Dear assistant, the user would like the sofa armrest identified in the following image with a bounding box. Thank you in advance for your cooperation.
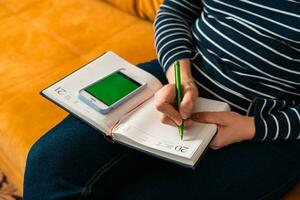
[102,0,163,22]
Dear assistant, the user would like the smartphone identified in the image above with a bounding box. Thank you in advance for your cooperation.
[79,69,147,114]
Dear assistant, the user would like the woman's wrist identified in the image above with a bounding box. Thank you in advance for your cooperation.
[166,59,193,83]
[244,116,256,140]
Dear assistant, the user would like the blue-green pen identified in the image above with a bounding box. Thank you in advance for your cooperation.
[174,60,184,140]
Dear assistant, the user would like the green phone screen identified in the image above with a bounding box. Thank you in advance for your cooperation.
[84,71,141,106]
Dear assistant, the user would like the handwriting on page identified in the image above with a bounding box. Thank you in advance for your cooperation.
[137,132,196,158]
[156,141,190,154]
[119,125,200,159]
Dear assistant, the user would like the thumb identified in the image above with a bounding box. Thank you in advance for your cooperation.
[180,90,197,119]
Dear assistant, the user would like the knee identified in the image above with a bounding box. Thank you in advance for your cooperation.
[24,114,113,178]
[24,116,78,177]
[25,133,50,169]
[25,116,87,172]
[24,131,58,184]
[23,131,58,199]
[26,115,93,163]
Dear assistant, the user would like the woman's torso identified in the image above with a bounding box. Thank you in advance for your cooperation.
[191,0,300,113]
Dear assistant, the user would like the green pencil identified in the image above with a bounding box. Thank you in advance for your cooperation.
[174,60,184,140]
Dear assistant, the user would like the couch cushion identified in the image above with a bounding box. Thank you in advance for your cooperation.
[103,0,163,21]
[0,4,11,19]
[0,0,40,13]
[0,0,156,193]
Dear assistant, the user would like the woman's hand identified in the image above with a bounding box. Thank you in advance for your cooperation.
[191,111,256,149]
[154,59,198,128]
[154,80,198,127]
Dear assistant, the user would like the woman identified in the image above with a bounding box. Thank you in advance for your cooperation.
[24,0,300,199]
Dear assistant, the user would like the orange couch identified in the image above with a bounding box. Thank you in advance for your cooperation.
[0,0,160,194]
[0,0,299,198]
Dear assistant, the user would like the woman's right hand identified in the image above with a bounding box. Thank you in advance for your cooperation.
[154,59,198,128]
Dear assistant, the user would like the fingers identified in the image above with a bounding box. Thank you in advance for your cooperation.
[180,81,198,119]
[156,102,182,125]
[209,125,224,150]
[180,91,197,119]
[155,84,182,125]
[209,143,221,150]
[154,82,198,127]
[160,114,177,127]
[160,114,193,129]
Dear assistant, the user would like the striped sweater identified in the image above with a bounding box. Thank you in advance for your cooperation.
[154,0,300,141]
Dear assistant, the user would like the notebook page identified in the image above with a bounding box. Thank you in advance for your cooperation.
[113,98,230,159]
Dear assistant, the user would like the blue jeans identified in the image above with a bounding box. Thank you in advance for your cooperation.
[24,60,300,200]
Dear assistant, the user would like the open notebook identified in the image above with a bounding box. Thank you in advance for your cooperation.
[41,52,230,168]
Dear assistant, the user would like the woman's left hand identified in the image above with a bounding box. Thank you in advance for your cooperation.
[191,111,256,150]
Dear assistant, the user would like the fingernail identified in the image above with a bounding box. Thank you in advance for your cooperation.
[176,118,182,126]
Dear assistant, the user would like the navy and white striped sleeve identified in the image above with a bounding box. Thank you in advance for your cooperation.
[248,98,300,141]
[154,0,203,73]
